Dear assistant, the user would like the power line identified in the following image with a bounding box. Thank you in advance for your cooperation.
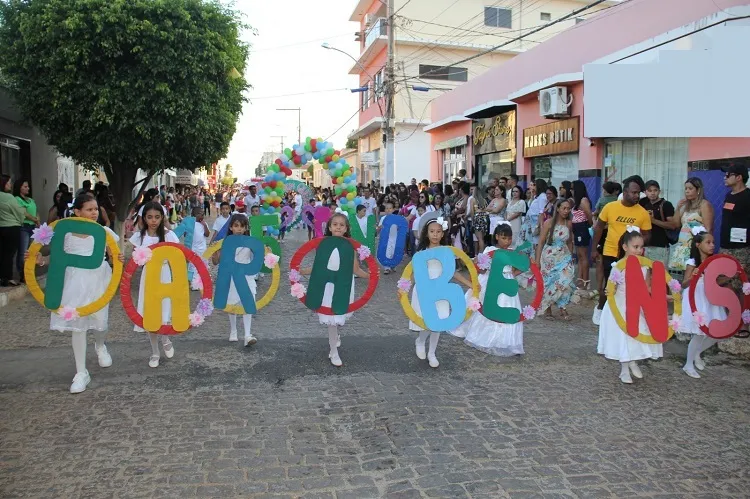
[324,107,361,142]
[393,0,610,86]
[249,88,351,100]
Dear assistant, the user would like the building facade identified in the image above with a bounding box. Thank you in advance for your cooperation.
[426,0,750,235]
[346,0,614,185]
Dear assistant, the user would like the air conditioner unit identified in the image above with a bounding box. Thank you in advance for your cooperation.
[539,86,571,118]
[364,13,374,26]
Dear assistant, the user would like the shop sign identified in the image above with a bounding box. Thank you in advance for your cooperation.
[522,117,579,158]
[360,152,377,164]
[473,111,515,156]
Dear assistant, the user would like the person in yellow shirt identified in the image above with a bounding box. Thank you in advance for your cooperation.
[591,176,652,325]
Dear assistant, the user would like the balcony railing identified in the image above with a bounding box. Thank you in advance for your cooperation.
[364,17,386,50]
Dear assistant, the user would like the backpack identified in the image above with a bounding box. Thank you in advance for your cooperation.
[658,202,680,245]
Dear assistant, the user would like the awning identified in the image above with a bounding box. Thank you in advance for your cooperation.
[464,100,515,119]
[434,136,467,151]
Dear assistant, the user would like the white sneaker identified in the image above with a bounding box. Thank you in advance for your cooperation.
[683,367,701,379]
[70,371,91,394]
[229,331,238,342]
[428,354,440,368]
[329,351,342,367]
[162,340,175,359]
[592,307,602,326]
[628,362,643,379]
[244,334,257,347]
[415,339,427,360]
[149,355,160,368]
[336,335,341,348]
[694,356,706,371]
[619,371,633,384]
[96,344,112,368]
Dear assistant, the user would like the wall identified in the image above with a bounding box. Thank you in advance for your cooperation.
[394,125,431,183]
[427,121,471,181]
[358,47,387,127]
[688,138,750,162]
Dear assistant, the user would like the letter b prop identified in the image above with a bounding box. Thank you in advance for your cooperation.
[213,235,264,314]
[46,219,106,309]
[413,247,466,331]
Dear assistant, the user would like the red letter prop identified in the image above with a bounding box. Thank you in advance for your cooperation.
[626,256,669,343]
[690,254,749,339]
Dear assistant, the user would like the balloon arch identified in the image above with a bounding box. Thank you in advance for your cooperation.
[259,137,362,220]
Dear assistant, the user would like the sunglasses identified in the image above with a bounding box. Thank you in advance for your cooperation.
[725,172,738,178]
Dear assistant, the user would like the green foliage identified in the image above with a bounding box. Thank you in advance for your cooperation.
[346,137,358,150]
[0,0,249,216]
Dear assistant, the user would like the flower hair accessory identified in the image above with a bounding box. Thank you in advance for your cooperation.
[691,225,707,236]
[625,225,641,234]
[334,207,346,215]
[427,217,449,231]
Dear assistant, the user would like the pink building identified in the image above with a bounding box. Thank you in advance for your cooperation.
[426,0,750,216]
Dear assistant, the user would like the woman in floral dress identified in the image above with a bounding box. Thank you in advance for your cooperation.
[668,177,713,272]
[535,198,577,320]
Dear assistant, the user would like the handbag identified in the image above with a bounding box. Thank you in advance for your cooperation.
[659,202,680,245]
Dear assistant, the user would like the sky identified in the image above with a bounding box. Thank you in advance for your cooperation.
[223,0,361,181]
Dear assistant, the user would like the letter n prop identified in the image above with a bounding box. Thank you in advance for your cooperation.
[214,235,264,314]
[143,246,190,332]
[625,256,668,342]
[306,237,354,315]
[45,219,106,309]
[377,214,408,268]
[700,256,743,339]
[483,249,530,323]
[413,247,466,331]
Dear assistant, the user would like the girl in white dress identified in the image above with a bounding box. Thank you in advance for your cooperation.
[129,201,180,368]
[222,214,258,347]
[31,193,124,394]
[597,228,663,384]
[452,223,524,356]
[301,212,371,367]
[410,218,474,368]
[678,227,726,379]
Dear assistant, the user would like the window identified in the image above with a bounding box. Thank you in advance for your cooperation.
[374,70,383,99]
[361,84,370,111]
[484,7,512,28]
[540,12,551,21]
[418,64,468,82]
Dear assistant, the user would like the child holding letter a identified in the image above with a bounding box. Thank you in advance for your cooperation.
[222,214,258,346]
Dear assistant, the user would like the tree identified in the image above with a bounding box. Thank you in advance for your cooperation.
[0,0,249,231]
[346,137,358,150]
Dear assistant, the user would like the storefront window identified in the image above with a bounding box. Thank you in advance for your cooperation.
[477,150,513,186]
[442,146,466,185]
[533,155,579,191]
[0,137,21,179]
[604,138,688,206]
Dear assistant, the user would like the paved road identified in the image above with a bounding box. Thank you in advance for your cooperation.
[1,227,750,498]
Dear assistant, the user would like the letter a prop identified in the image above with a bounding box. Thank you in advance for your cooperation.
[413,247,466,331]
[213,235,264,314]
[305,237,354,315]
[483,250,530,323]
[625,256,668,342]
[143,246,191,332]
[45,219,106,309]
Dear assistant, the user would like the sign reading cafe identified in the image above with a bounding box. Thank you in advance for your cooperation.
[522,117,580,158]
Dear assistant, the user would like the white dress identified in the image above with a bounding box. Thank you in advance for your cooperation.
[50,227,119,333]
[129,230,181,332]
[597,264,664,362]
[451,248,524,356]
[318,248,355,326]
[679,258,727,336]
[409,258,452,332]
[226,247,257,309]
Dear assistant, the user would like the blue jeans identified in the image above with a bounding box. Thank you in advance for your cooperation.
[17,225,33,275]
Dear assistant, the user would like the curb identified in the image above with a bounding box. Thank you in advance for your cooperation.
[0,276,46,308]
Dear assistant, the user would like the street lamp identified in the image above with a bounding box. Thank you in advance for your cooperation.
[276,108,301,148]
[321,42,377,85]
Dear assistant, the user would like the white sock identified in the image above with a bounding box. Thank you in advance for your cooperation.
[148,333,160,356]
[699,336,718,358]
[685,336,702,371]
[328,325,339,357]
[620,362,630,378]
[229,314,238,333]
[93,331,107,350]
[243,315,252,336]
[428,332,440,357]
[71,330,87,374]
[417,331,430,347]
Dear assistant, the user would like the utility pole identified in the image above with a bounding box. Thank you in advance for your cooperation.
[276,108,301,147]
[383,0,395,186]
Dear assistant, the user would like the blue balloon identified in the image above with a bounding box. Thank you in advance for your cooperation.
[313,152,320,159]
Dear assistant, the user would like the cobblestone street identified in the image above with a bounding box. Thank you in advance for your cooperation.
[2,229,750,498]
